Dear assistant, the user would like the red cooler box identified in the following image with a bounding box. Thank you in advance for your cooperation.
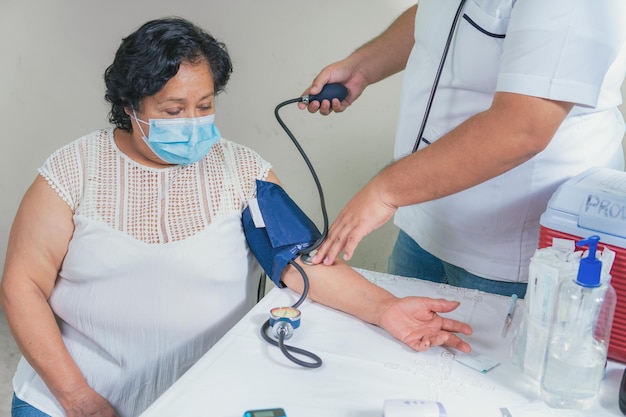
[538,167,626,363]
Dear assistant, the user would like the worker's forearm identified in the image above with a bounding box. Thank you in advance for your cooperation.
[347,5,416,85]
[378,94,572,207]
[379,115,528,206]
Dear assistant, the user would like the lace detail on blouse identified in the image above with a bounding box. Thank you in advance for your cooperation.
[38,128,271,244]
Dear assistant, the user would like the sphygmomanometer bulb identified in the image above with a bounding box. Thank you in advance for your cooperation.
[301,83,348,104]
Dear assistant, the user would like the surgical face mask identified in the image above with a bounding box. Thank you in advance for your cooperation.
[132,110,221,165]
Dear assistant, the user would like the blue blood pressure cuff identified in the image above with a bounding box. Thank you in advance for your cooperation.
[243,180,321,287]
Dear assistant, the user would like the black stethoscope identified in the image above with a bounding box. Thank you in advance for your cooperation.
[413,0,467,153]
[262,0,467,368]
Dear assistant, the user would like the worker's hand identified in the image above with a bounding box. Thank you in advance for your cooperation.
[379,296,473,353]
[312,176,396,265]
[298,60,368,115]
[62,386,119,417]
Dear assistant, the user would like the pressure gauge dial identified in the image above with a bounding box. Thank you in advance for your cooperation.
[270,306,301,320]
[269,306,301,339]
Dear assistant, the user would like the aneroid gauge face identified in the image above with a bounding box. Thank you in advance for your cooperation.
[270,306,301,319]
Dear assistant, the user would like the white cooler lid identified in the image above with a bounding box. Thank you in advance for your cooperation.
[542,167,626,244]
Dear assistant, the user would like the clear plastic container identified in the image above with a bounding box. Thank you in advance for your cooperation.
[540,236,616,410]
[512,306,550,380]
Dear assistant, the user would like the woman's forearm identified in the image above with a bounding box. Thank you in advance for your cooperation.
[0,176,94,411]
[1,282,91,409]
[280,259,396,326]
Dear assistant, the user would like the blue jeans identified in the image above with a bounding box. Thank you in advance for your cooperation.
[388,230,527,298]
[11,394,51,417]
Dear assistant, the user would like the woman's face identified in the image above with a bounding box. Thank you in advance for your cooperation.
[139,60,216,121]
[125,60,216,166]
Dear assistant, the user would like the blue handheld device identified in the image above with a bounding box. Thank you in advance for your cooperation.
[243,408,286,417]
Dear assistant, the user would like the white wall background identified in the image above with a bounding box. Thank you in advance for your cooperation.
[0,0,625,275]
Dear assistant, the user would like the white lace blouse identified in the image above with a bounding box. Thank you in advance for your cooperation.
[12,128,270,417]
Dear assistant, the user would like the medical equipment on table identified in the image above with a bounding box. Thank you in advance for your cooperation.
[243,83,347,368]
[540,236,616,410]
[501,294,518,337]
[538,167,626,363]
[382,399,446,417]
[243,408,287,417]
[513,237,614,381]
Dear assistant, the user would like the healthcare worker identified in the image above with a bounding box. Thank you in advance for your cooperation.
[300,0,626,297]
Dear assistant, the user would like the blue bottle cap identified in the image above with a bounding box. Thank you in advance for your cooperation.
[576,235,602,288]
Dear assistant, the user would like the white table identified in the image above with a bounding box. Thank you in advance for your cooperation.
[140,269,625,417]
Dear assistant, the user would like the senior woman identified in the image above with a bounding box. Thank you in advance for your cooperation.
[0,17,472,417]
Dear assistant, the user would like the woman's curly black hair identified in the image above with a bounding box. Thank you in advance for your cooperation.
[104,17,233,131]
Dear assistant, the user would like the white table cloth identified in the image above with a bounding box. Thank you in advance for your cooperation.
[140,269,625,417]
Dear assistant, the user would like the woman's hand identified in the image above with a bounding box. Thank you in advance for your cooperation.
[378,296,473,353]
